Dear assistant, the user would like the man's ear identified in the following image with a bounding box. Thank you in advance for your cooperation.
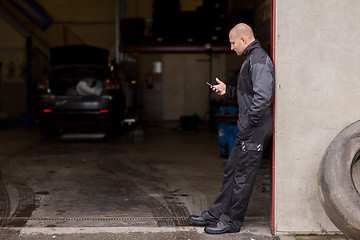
[240,36,246,44]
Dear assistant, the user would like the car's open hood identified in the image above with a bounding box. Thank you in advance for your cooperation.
[50,45,109,68]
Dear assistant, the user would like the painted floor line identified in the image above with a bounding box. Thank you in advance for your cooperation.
[18,226,205,235]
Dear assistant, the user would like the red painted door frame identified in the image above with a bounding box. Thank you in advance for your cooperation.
[271,0,276,234]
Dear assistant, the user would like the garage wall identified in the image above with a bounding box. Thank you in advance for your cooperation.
[162,53,210,120]
[274,0,360,234]
[36,0,116,53]
[137,53,233,122]
[0,18,26,120]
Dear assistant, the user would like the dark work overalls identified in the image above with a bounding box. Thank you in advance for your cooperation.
[209,40,274,232]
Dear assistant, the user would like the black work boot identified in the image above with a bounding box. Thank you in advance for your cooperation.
[204,220,240,234]
[188,210,218,226]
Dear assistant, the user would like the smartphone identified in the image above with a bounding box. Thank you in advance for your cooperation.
[206,82,220,91]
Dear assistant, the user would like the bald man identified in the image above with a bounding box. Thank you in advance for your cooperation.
[189,23,274,234]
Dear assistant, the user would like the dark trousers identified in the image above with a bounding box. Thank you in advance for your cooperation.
[209,114,273,231]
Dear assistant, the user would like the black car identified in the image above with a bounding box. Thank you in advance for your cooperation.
[37,45,125,134]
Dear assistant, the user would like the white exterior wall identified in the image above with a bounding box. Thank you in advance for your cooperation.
[275,0,360,234]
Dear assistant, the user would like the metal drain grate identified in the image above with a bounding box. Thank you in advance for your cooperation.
[0,216,268,222]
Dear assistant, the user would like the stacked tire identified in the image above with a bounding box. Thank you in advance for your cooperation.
[318,120,360,240]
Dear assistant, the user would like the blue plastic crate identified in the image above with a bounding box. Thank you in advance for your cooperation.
[220,106,238,115]
[218,122,229,156]
[228,125,238,155]
[218,123,238,157]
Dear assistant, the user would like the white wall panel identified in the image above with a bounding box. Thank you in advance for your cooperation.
[275,0,360,234]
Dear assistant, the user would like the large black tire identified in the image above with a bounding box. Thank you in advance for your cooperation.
[318,120,360,240]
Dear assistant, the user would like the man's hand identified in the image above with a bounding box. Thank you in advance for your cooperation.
[209,78,226,95]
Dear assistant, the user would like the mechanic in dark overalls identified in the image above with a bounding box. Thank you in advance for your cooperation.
[189,23,274,234]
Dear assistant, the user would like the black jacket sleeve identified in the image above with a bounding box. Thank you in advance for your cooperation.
[248,63,274,126]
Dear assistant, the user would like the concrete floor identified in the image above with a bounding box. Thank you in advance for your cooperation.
[0,123,274,239]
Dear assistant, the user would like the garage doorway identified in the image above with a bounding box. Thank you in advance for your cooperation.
[0,0,276,235]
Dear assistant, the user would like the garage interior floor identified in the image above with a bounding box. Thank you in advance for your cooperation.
[0,122,272,237]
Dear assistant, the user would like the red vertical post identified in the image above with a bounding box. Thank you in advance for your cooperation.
[271,0,276,235]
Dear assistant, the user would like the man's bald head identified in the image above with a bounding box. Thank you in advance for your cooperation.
[229,23,255,55]
[230,23,255,41]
